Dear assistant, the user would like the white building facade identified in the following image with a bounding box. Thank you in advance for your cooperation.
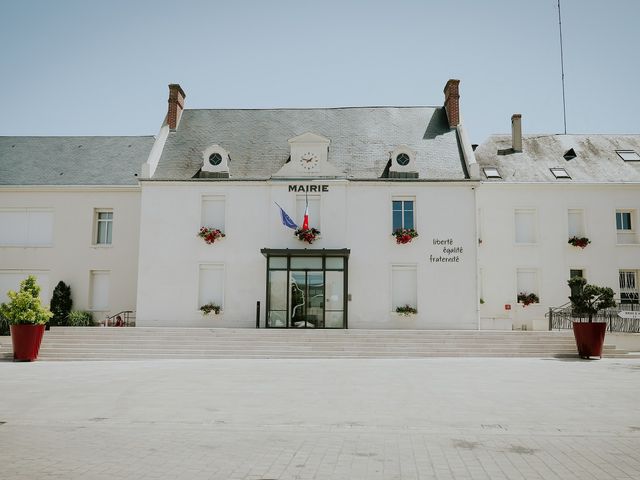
[136,82,480,329]
[3,87,639,332]
[0,137,154,321]
[475,116,640,330]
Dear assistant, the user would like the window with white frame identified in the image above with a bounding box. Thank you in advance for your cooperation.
[198,264,224,310]
[90,270,110,311]
[0,209,53,247]
[201,196,225,231]
[616,210,637,244]
[516,268,538,301]
[514,209,536,244]
[391,264,417,311]
[567,209,585,238]
[296,195,320,229]
[94,210,113,245]
[616,210,633,231]
[392,198,415,232]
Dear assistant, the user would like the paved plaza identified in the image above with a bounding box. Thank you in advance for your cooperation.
[1,357,640,479]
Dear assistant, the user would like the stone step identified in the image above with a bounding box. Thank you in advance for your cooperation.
[35,352,640,361]
[38,337,579,345]
[3,327,636,361]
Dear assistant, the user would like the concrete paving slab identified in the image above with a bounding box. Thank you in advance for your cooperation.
[1,358,639,479]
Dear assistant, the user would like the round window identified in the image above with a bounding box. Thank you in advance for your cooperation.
[209,153,223,166]
[396,153,410,166]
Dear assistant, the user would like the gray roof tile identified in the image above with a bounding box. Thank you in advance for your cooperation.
[0,136,155,186]
[153,107,467,180]
[474,134,640,183]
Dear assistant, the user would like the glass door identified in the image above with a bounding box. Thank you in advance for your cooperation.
[290,271,324,328]
[262,251,348,328]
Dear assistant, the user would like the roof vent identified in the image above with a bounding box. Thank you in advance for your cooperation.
[563,148,577,161]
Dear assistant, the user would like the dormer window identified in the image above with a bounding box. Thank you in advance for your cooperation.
[388,147,417,179]
[200,145,230,178]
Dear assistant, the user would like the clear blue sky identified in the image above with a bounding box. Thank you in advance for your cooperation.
[1,0,638,143]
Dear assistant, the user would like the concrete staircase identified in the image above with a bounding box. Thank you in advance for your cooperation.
[1,327,638,361]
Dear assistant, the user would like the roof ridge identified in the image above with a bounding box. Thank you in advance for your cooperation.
[183,105,441,112]
[0,135,155,139]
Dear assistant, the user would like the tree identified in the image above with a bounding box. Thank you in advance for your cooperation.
[567,277,616,322]
[50,281,73,326]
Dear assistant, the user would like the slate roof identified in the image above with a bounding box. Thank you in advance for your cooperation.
[474,134,640,183]
[153,107,468,180]
[0,136,155,186]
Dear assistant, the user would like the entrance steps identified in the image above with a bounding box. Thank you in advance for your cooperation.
[2,327,638,360]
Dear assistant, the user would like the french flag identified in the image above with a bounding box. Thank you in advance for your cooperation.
[302,196,309,230]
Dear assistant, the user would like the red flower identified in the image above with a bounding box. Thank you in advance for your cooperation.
[198,227,225,244]
[393,228,418,244]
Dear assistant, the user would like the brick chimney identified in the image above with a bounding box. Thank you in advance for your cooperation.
[167,84,186,130]
[511,114,522,152]
[443,79,460,128]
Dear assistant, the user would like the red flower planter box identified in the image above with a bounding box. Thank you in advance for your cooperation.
[572,322,606,359]
[10,324,46,361]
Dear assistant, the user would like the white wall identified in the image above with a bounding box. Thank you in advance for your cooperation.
[0,187,140,320]
[136,181,479,329]
[477,183,640,330]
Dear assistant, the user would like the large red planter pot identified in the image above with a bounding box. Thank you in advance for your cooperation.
[572,322,606,359]
[10,324,46,362]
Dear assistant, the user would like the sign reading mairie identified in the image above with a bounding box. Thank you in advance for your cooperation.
[289,184,330,192]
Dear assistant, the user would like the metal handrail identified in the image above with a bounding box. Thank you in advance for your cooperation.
[547,300,640,333]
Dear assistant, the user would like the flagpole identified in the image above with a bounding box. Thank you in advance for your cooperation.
[558,0,567,135]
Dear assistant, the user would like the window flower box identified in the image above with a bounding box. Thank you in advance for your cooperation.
[198,227,225,244]
[568,236,590,248]
[392,228,418,244]
[395,305,418,316]
[200,303,221,315]
[517,292,539,307]
[295,227,320,244]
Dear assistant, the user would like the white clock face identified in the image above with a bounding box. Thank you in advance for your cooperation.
[300,152,318,170]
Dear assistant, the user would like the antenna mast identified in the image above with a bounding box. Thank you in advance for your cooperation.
[558,0,567,134]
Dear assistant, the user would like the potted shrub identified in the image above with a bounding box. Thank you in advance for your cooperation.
[567,276,615,359]
[392,228,418,244]
[0,275,52,361]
